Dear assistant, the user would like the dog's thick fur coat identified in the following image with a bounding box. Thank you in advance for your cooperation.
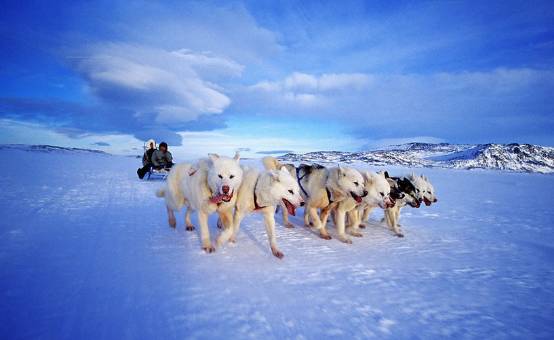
[217,166,304,258]
[298,164,367,240]
[157,153,243,252]
[262,157,299,228]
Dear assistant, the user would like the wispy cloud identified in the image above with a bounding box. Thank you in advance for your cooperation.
[238,68,554,143]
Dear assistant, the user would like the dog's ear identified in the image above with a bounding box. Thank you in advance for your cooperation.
[337,164,346,177]
[384,171,390,178]
[269,170,280,182]
[233,151,240,162]
[208,153,220,162]
[363,171,374,185]
[279,166,289,175]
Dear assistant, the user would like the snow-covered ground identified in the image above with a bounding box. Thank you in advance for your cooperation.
[1,148,553,339]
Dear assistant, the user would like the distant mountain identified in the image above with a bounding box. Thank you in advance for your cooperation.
[0,144,109,155]
[279,143,554,174]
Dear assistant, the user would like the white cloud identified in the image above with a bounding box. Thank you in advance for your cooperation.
[254,72,370,93]
[76,43,238,124]
[248,72,370,106]
[240,68,554,132]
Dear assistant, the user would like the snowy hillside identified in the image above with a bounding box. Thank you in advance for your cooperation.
[280,143,554,173]
[1,146,553,338]
[0,143,108,155]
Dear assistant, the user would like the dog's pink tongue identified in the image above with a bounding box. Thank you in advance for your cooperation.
[209,194,225,204]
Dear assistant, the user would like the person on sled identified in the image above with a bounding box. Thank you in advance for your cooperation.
[151,142,174,170]
[137,140,161,179]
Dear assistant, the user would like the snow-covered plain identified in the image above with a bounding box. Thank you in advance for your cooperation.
[1,147,553,339]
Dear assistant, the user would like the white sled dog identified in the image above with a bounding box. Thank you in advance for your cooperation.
[262,157,299,228]
[297,163,367,240]
[217,166,304,259]
[408,174,438,206]
[338,171,394,239]
[157,153,243,253]
[357,172,402,230]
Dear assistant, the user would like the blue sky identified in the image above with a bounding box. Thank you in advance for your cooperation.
[1,0,553,159]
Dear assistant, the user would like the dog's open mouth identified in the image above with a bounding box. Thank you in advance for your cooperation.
[423,197,432,206]
[209,191,234,204]
[282,199,296,216]
[411,200,421,208]
[350,192,363,203]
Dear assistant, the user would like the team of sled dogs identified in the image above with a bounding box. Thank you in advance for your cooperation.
[156,153,437,259]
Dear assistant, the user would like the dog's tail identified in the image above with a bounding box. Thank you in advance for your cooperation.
[155,163,191,210]
[262,156,283,171]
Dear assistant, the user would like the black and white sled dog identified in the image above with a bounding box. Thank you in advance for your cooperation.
[217,165,304,259]
[379,172,438,237]
[381,172,421,237]
[156,153,243,253]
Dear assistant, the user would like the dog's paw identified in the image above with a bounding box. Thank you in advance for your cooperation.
[339,236,353,244]
[168,219,177,228]
[284,222,294,228]
[358,224,366,229]
[185,225,195,231]
[271,247,284,259]
[396,232,404,238]
[202,245,216,253]
[319,233,332,240]
[350,231,363,237]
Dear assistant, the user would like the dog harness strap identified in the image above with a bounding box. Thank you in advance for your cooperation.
[296,169,309,197]
[325,187,333,203]
[253,176,266,210]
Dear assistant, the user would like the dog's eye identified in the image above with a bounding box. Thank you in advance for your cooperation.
[380,192,384,197]
[218,174,223,179]
[353,181,359,186]
[230,175,235,179]
[288,189,294,194]
[416,189,420,192]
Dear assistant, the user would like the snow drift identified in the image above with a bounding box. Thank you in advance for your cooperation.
[0,145,553,339]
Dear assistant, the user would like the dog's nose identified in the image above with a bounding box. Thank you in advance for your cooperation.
[300,202,305,207]
[222,185,230,194]
[434,198,438,203]
[362,190,368,197]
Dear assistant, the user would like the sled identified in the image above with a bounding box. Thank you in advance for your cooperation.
[146,168,169,181]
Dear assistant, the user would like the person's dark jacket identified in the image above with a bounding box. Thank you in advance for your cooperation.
[151,149,173,167]
[142,148,155,166]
